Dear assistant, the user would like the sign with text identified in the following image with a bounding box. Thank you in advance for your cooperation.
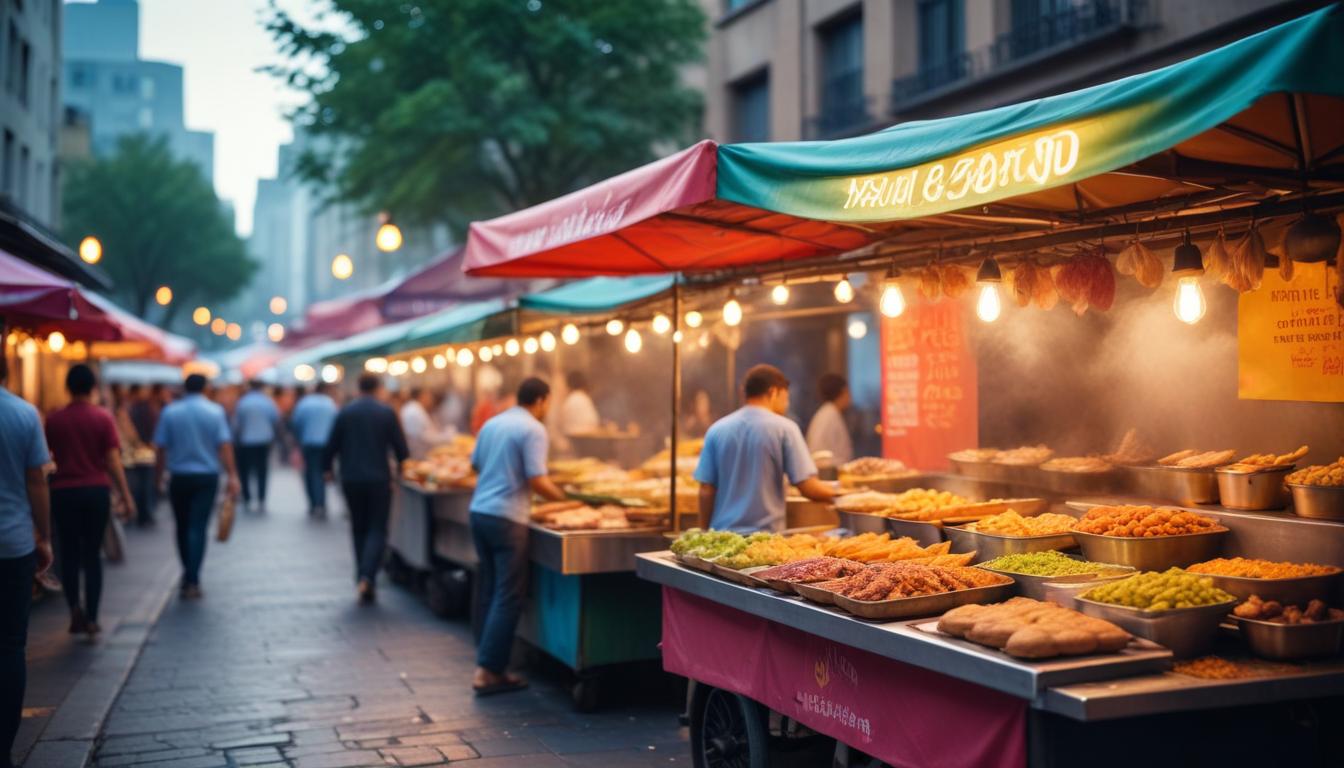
[880,298,979,470]
[1238,262,1343,403]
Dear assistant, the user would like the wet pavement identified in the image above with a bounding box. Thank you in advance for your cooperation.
[75,465,686,767]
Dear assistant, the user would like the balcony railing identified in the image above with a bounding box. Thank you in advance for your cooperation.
[892,0,1144,110]
[805,70,872,139]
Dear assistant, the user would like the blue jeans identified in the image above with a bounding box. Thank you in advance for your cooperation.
[301,446,327,510]
[169,474,217,587]
[127,465,155,524]
[0,552,35,768]
[236,443,271,504]
[469,513,529,674]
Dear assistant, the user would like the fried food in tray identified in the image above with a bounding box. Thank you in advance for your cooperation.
[816,562,1009,602]
[838,457,914,482]
[949,448,1001,463]
[1287,457,1344,487]
[1233,595,1344,624]
[938,597,1132,658]
[1221,445,1309,474]
[535,504,648,531]
[1103,428,1158,466]
[820,532,973,565]
[715,534,828,569]
[1157,449,1237,469]
[1172,656,1300,680]
[1188,557,1340,580]
[964,510,1076,537]
[1074,505,1223,537]
[752,557,868,585]
[992,445,1054,466]
[1039,456,1113,473]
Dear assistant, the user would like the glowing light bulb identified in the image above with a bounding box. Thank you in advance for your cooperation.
[847,319,868,339]
[193,307,211,326]
[722,299,742,327]
[684,311,703,328]
[491,344,503,356]
[19,338,36,356]
[411,356,427,373]
[672,330,683,344]
[651,314,671,335]
[624,328,642,353]
[320,364,340,383]
[879,283,906,318]
[539,331,556,352]
[1174,276,1207,324]
[79,236,102,264]
[155,285,173,305]
[479,346,494,362]
[365,357,388,373]
[834,278,855,304]
[375,222,403,252]
[389,360,409,376]
[456,348,474,367]
[269,296,288,315]
[47,331,66,353]
[211,318,227,335]
[605,319,624,336]
[331,253,354,280]
[697,332,710,349]
[294,364,316,382]
[226,322,242,341]
[976,284,1002,323]
[771,284,790,305]
[432,354,447,369]
[561,324,580,345]
[523,337,539,355]
[267,323,285,342]
[504,338,520,356]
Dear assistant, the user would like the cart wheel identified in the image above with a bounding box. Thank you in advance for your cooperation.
[571,675,601,712]
[691,686,769,768]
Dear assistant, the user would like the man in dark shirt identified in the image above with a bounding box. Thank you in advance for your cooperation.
[323,374,409,603]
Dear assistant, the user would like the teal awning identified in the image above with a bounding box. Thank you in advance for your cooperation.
[317,315,423,362]
[519,276,675,315]
[392,298,508,353]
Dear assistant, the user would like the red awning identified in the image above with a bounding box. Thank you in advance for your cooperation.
[462,140,870,278]
[0,248,107,326]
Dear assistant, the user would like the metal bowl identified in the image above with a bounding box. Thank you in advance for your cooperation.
[1196,570,1343,605]
[1215,466,1293,510]
[1071,528,1228,570]
[1074,596,1237,657]
[948,457,998,481]
[1236,615,1344,660]
[944,525,1076,563]
[1288,483,1344,520]
[882,517,946,547]
[1127,465,1220,506]
[835,509,889,535]
[978,564,1135,601]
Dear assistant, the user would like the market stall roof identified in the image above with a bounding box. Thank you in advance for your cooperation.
[82,292,196,363]
[519,275,675,315]
[0,247,106,327]
[382,246,530,321]
[462,140,872,277]
[390,299,509,354]
[317,314,425,362]
[286,279,398,346]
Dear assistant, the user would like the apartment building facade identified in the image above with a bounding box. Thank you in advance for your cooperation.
[0,0,61,226]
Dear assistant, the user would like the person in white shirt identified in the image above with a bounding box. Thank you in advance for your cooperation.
[400,388,454,459]
[806,373,854,466]
[557,371,600,439]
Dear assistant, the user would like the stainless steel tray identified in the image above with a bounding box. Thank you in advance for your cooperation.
[675,553,718,573]
[1216,466,1293,510]
[911,621,1172,674]
[830,580,1014,621]
[944,525,1077,562]
[836,508,890,535]
[793,581,840,605]
[1195,569,1342,604]
[1074,597,1237,658]
[1071,528,1228,570]
[1038,467,1120,496]
[1126,465,1220,505]
[978,564,1136,601]
[1236,615,1344,660]
[1287,483,1344,520]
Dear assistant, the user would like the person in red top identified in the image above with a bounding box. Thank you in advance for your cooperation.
[44,365,135,639]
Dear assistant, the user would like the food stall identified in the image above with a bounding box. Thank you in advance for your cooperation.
[460,5,1344,763]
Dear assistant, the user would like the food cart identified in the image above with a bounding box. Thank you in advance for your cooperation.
[460,5,1344,763]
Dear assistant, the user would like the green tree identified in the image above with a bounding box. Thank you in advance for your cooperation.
[267,0,705,229]
[61,135,257,324]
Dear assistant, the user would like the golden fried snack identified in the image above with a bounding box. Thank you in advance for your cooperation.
[1286,457,1344,487]
[965,510,1076,537]
[940,598,1130,658]
[1187,557,1339,579]
[1160,449,1237,469]
[1040,457,1112,473]
[1074,505,1223,537]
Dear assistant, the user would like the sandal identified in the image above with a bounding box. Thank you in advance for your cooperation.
[472,676,529,697]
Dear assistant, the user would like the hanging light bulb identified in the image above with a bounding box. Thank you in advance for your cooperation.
[504,338,520,356]
[539,331,557,351]
[365,357,388,373]
[833,277,855,304]
[491,343,503,356]
[432,353,447,369]
[651,314,671,335]
[388,360,409,376]
[267,323,285,342]
[672,330,683,344]
[293,364,316,382]
[411,356,427,373]
[226,322,243,341]
[624,327,642,353]
[561,323,580,345]
[605,318,624,336]
[880,281,907,318]
[211,318,227,335]
[192,307,211,326]
[847,319,868,339]
[456,348,474,366]
[975,257,1003,323]
[79,236,102,264]
[269,296,288,315]
[479,345,494,362]
[320,364,340,383]
[47,331,66,353]
[19,338,37,356]
[331,253,354,280]
[684,310,703,328]
[155,285,173,305]
[722,298,742,327]
[375,220,403,252]
[1172,231,1207,324]
[523,337,539,354]
[771,284,790,305]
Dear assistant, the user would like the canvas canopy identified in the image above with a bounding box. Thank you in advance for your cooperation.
[519,276,674,315]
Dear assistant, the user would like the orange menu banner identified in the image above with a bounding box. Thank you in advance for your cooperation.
[1238,261,1343,403]
[880,298,978,470]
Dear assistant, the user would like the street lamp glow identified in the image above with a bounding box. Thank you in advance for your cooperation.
[375,222,403,252]
[722,298,742,327]
[847,319,868,339]
[411,356,427,373]
[432,353,447,369]
[479,345,494,362]
[1174,277,1207,324]
[331,253,354,280]
[539,331,556,352]
[771,284,790,305]
[624,328,642,353]
[320,364,340,383]
[210,318,227,335]
[225,322,242,341]
[47,331,66,353]
[834,278,855,304]
[523,337,539,355]
[269,296,288,315]
[267,323,285,342]
[684,310,703,328]
[293,364,316,382]
[456,348,474,367]
[193,307,211,325]
[79,236,102,264]
[879,282,907,318]
[155,285,173,305]
[605,318,624,336]
[491,343,503,356]
[561,323,580,345]
[651,314,671,335]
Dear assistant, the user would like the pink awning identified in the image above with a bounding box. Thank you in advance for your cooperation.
[382,246,524,320]
[0,248,105,324]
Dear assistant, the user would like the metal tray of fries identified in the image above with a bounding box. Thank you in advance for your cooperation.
[831,579,1015,621]
[977,564,1136,601]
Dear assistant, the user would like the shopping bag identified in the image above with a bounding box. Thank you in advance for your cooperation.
[217,496,236,542]
[103,515,126,563]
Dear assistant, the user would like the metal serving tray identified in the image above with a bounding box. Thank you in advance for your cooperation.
[793,581,840,605]
[1236,615,1344,660]
[1038,467,1120,496]
[977,564,1135,601]
[1216,466,1294,510]
[1071,528,1228,570]
[830,579,1015,621]
[1074,597,1237,658]
[911,621,1171,671]
[1126,465,1220,505]
[944,525,1077,563]
[528,526,669,575]
[708,563,770,588]
[1287,483,1344,520]
[1197,569,1342,604]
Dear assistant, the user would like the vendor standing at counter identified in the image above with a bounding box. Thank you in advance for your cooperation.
[468,377,567,696]
[695,365,837,533]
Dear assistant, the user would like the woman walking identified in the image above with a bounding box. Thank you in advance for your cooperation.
[44,365,136,639]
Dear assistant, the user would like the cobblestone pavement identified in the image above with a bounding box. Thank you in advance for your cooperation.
[90,465,688,767]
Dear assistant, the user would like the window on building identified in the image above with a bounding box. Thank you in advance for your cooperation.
[2,130,14,200]
[918,0,965,88]
[1011,0,1067,57]
[138,107,153,129]
[817,12,865,135]
[730,70,770,143]
[5,22,17,97]
[141,76,155,100]
[17,145,28,207]
[112,73,135,94]
[70,65,89,89]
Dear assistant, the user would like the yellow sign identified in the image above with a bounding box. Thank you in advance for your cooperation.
[1238,262,1343,402]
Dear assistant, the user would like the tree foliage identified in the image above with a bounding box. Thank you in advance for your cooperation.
[267,0,706,230]
[61,135,256,322]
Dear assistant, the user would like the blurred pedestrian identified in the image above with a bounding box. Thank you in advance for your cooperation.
[154,374,239,599]
[233,381,279,513]
[43,365,136,640]
[468,377,567,696]
[117,384,156,526]
[558,371,600,438]
[681,388,715,438]
[291,382,338,518]
[806,373,854,466]
[0,357,52,768]
[435,384,466,435]
[400,387,452,459]
[323,374,408,603]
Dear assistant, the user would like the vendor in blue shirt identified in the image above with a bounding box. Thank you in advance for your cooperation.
[467,377,567,697]
[694,364,837,532]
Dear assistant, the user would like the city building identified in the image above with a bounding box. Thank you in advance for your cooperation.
[703,0,1324,143]
[61,0,214,182]
[0,0,62,227]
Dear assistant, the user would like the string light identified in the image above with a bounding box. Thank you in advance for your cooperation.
[193,307,211,326]
[411,356,427,373]
[539,331,557,351]
[722,298,742,327]
[697,332,710,349]
[320,364,340,383]
[651,314,671,335]
[847,319,868,339]
[389,360,409,376]
[624,327,642,353]
[879,281,906,318]
[365,357,388,373]
[834,278,855,304]
[504,338,520,356]
[79,236,102,264]
[561,324,580,345]
[19,338,37,356]
[375,221,403,252]
[684,310,703,328]
[432,354,447,369]
[479,345,494,362]
[523,337,539,354]
[294,364,316,382]
[605,318,624,336]
[155,286,173,305]
[975,257,1003,323]
[672,330,683,344]
[269,296,288,315]
[47,331,66,353]
[491,343,503,356]
[267,323,285,342]
[771,284,790,305]
[211,318,227,335]
[331,253,354,280]
[225,322,242,341]
[1172,232,1207,325]
[456,348,474,366]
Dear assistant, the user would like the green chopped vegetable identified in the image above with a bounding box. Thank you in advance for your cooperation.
[979,550,1116,576]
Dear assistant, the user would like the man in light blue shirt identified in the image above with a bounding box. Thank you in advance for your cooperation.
[467,378,566,696]
[232,381,280,513]
[695,364,836,533]
[0,358,52,767]
[154,374,239,599]
[291,382,339,518]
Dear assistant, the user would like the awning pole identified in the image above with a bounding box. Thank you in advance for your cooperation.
[670,281,682,531]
